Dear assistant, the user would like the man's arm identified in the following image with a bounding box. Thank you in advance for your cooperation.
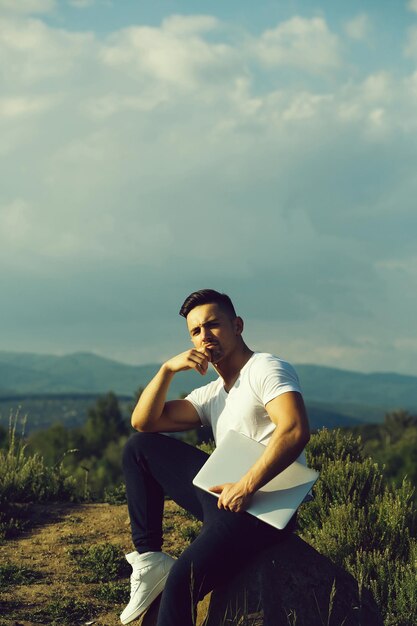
[210,391,310,512]
[131,349,210,433]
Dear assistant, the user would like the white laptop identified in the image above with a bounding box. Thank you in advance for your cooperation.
[193,429,319,530]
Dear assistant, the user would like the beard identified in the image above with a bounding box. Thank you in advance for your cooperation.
[206,344,223,365]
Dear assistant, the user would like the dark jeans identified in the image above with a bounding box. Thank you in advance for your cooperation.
[122,432,295,626]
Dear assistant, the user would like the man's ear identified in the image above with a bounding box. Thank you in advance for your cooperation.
[234,316,244,335]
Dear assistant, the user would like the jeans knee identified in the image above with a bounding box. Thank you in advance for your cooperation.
[122,431,161,467]
[165,559,194,596]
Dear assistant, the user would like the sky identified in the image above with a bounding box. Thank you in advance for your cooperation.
[1,0,417,375]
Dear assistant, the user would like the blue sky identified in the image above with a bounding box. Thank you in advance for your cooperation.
[1,0,417,375]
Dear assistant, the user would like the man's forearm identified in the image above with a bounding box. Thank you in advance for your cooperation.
[131,349,210,432]
[131,364,174,430]
[239,425,309,495]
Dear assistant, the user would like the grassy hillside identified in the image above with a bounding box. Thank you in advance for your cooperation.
[0,428,415,625]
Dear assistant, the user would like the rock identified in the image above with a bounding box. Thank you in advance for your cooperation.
[138,535,383,625]
[202,534,383,626]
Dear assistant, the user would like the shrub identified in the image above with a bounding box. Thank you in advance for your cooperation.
[104,482,127,505]
[0,414,77,505]
[299,428,417,626]
[0,414,79,539]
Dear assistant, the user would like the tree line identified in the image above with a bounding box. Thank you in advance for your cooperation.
[0,392,416,501]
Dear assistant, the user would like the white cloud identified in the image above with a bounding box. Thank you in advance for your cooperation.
[0,95,56,117]
[360,72,392,101]
[1,11,417,373]
[394,337,417,351]
[255,16,342,73]
[0,16,95,85]
[405,24,417,60]
[282,92,333,121]
[376,257,417,275]
[100,18,238,91]
[335,71,397,136]
[69,0,94,7]
[162,14,220,35]
[0,0,55,13]
[408,0,417,13]
[270,336,382,372]
[344,14,371,41]
[0,199,31,246]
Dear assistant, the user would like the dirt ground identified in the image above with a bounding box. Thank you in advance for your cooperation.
[0,502,210,626]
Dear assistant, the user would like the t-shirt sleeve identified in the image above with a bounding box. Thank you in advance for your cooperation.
[252,355,302,406]
[184,384,212,427]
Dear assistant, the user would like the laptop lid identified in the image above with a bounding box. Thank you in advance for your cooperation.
[192,429,319,530]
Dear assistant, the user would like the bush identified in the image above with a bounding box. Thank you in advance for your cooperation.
[104,482,127,505]
[0,414,77,505]
[299,428,417,626]
[0,414,78,539]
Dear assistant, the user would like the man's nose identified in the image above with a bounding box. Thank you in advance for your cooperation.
[201,327,213,342]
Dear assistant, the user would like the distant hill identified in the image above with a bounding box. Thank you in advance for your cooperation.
[296,364,417,411]
[0,350,416,433]
[0,350,213,398]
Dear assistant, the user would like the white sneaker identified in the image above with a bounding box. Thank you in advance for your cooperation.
[120,551,176,624]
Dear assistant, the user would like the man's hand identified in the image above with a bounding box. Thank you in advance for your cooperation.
[209,482,252,513]
[165,349,212,376]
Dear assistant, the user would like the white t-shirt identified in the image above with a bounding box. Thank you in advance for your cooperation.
[186,352,306,464]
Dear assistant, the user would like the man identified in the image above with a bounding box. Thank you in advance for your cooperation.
[121,289,310,626]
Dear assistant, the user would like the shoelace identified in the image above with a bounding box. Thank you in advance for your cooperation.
[129,569,143,596]
[129,564,152,597]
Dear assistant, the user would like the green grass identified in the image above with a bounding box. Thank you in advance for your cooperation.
[27,597,97,625]
[0,563,43,587]
[93,581,129,604]
[69,542,130,582]
[59,532,88,545]
[179,520,201,543]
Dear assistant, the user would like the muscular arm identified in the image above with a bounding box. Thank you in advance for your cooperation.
[131,349,210,433]
[210,391,310,512]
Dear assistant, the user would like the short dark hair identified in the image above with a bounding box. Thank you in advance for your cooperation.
[179,289,237,319]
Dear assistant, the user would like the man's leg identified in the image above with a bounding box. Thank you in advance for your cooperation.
[120,432,210,624]
[156,500,294,626]
[122,432,208,552]
[122,432,294,626]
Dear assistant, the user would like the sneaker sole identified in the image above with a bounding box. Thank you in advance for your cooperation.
[120,570,171,625]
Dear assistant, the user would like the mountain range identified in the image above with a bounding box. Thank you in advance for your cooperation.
[1,350,416,432]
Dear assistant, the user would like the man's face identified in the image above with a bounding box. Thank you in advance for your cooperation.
[186,303,241,365]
